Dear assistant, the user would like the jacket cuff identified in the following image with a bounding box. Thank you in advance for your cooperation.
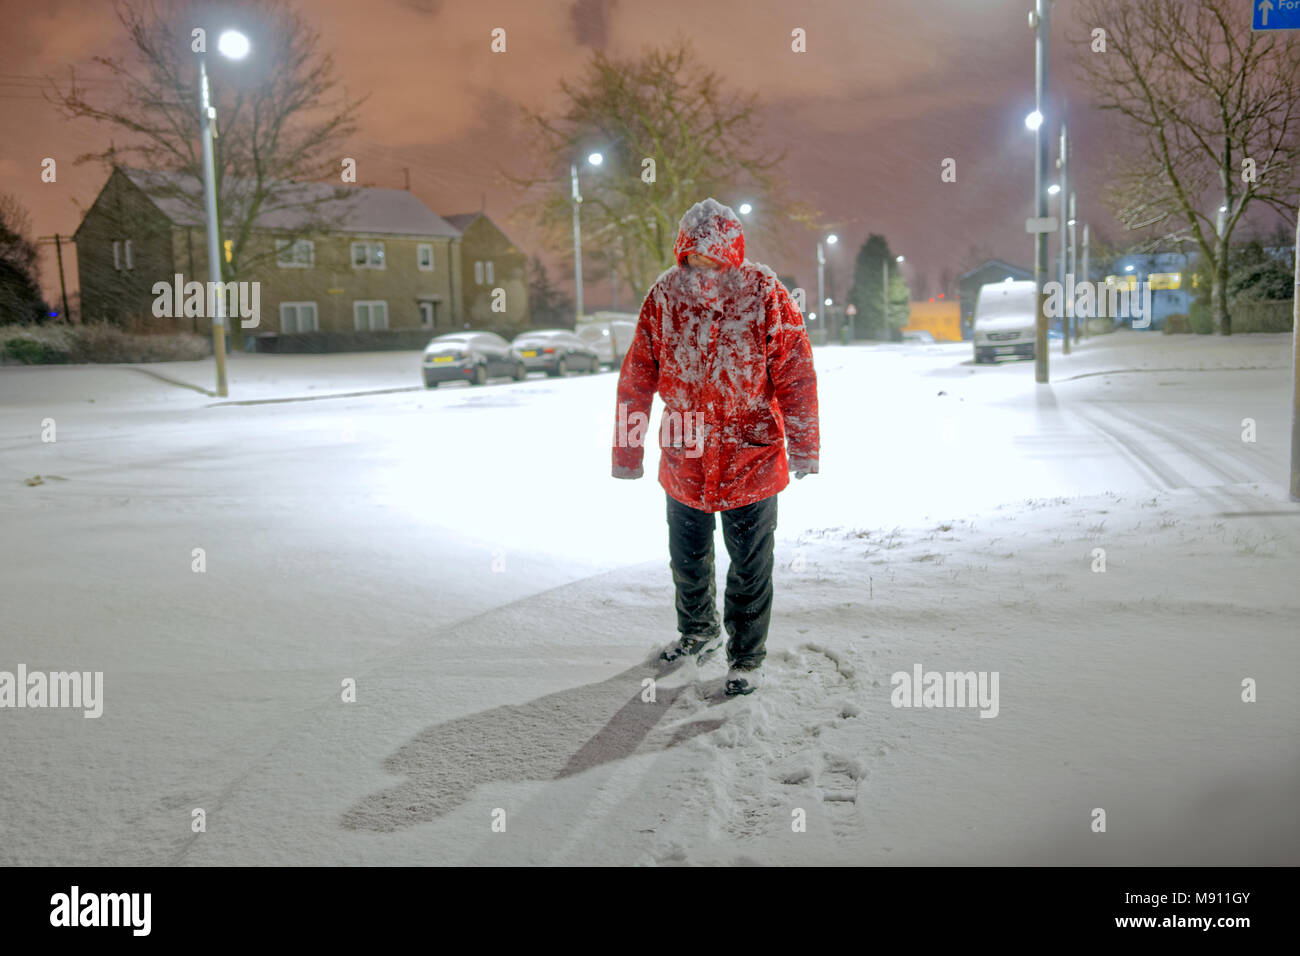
[789,456,818,474]
[612,464,644,480]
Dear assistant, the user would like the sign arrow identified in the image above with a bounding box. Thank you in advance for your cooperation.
[1260,0,1274,27]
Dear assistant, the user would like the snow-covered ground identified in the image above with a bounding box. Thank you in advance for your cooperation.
[1,330,1296,865]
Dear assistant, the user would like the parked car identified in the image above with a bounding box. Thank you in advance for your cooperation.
[972,279,1037,363]
[577,312,637,368]
[511,329,600,376]
[901,329,936,344]
[421,332,525,387]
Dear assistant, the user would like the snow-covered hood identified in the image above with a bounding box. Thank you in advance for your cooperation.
[672,198,745,269]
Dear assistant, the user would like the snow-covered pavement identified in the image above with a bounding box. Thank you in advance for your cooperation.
[1,330,1297,865]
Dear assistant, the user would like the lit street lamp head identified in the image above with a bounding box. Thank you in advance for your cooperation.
[218,30,250,59]
[826,234,838,245]
[738,202,753,215]
[1025,110,1044,131]
[587,152,603,166]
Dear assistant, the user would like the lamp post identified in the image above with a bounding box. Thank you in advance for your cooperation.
[1068,191,1078,345]
[1057,119,1071,354]
[198,28,249,398]
[570,151,603,326]
[1030,0,1052,383]
[1081,222,1091,339]
[817,234,837,343]
[882,254,904,341]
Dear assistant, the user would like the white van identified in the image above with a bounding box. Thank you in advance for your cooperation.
[577,312,638,368]
[973,280,1037,363]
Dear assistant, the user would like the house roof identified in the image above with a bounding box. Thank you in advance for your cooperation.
[120,167,461,238]
[442,212,483,232]
[959,259,1032,282]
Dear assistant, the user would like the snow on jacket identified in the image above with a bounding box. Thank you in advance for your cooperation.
[612,197,820,513]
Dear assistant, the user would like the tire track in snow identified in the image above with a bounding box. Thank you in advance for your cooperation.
[1071,404,1188,490]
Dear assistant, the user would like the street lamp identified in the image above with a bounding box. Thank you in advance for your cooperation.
[198,27,250,398]
[1068,190,1078,344]
[738,202,753,215]
[882,254,904,341]
[570,150,604,326]
[817,234,837,343]
[1030,0,1053,383]
[217,30,250,59]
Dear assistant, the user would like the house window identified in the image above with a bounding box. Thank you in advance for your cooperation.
[276,239,315,268]
[418,301,435,327]
[474,260,484,285]
[351,241,386,269]
[280,302,319,333]
[112,240,136,270]
[417,244,434,271]
[353,300,389,330]
[485,260,494,284]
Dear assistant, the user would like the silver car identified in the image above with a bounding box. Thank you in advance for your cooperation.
[422,332,525,387]
[512,329,600,377]
[577,316,637,369]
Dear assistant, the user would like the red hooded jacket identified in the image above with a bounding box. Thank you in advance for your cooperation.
[612,198,820,513]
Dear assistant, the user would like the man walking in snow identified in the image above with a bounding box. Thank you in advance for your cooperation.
[612,198,820,696]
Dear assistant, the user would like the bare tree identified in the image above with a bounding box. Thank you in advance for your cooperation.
[50,0,364,311]
[1073,0,1300,333]
[509,38,816,299]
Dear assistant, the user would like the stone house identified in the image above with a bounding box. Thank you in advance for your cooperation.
[442,212,529,329]
[74,168,529,341]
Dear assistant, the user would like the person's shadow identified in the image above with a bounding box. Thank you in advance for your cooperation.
[341,658,726,832]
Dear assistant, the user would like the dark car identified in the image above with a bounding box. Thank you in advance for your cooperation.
[421,332,525,387]
[511,329,600,377]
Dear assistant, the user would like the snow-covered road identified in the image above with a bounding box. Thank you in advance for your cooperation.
[1,331,1297,865]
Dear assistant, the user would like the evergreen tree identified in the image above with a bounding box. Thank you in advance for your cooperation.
[527,256,575,327]
[848,234,910,339]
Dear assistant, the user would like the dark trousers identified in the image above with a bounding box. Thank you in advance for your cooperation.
[666,493,778,670]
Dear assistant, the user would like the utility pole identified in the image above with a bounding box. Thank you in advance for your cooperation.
[1081,222,1091,339]
[1068,193,1078,345]
[611,233,621,312]
[198,55,228,397]
[1291,213,1299,500]
[882,257,889,340]
[37,234,73,322]
[816,241,826,341]
[1058,120,1070,355]
[54,235,71,322]
[1032,0,1051,383]
[570,163,585,326]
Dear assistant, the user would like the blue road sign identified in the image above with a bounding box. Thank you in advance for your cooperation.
[1254,0,1300,30]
